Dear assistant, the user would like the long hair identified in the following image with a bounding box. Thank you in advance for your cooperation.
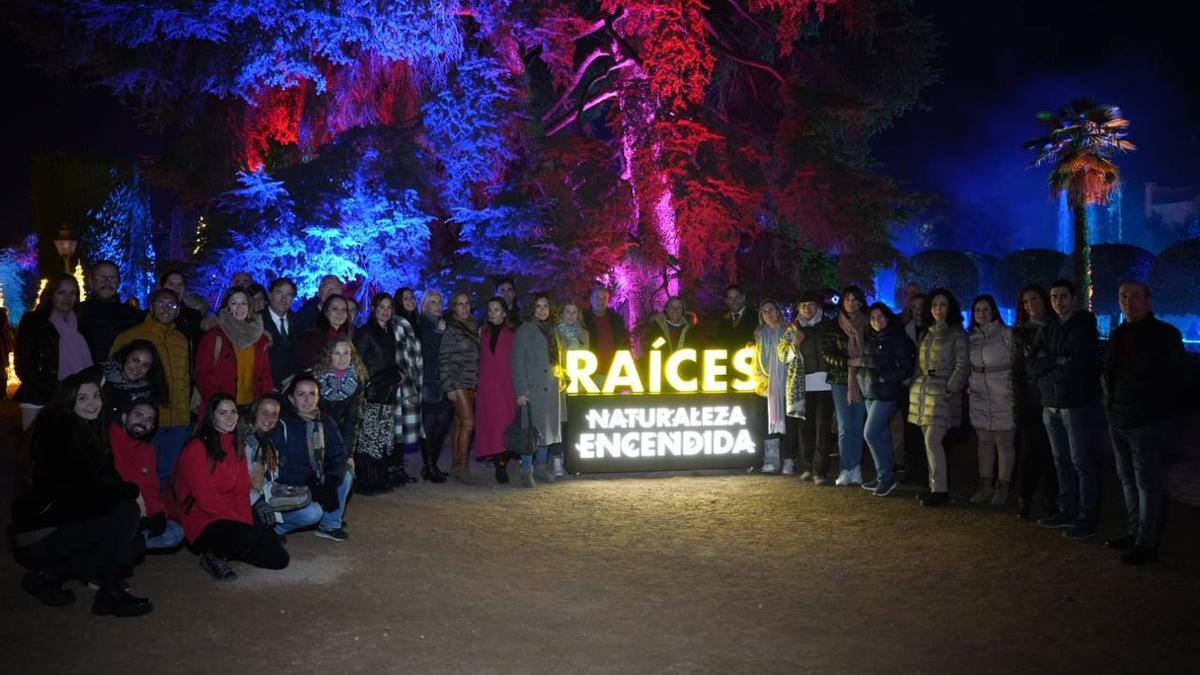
[969,294,1004,331]
[248,394,284,471]
[840,285,867,313]
[110,339,170,404]
[420,288,444,318]
[195,393,244,463]
[312,335,369,381]
[483,296,509,335]
[923,288,963,329]
[1015,284,1051,328]
[525,292,557,325]
[866,301,898,334]
[34,274,80,314]
[315,293,353,338]
[393,287,420,330]
[32,368,109,461]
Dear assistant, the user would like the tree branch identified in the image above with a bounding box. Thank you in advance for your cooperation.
[545,90,621,136]
[541,48,614,122]
[702,17,785,83]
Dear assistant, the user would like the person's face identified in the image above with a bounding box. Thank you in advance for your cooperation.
[325,298,349,329]
[842,293,862,315]
[231,273,253,288]
[90,264,119,300]
[973,301,994,326]
[213,400,239,433]
[269,284,295,315]
[74,383,102,420]
[451,295,471,321]
[374,298,394,325]
[724,289,745,313]
[797,301,819,321]
[318,278,343,303]
[122,349,154,382]
[424,294,444,318]
[533,297,551,322]
[1118,284,1150,322]
[401,290,417,313]
[487,300,507,326]
[911,297,927,321]
[561,304,579,324]
[227,293,250,321]
[52,280,79,314]
[1021,291,1046,320]
[162,273,186,298]
[254,400,281,434]
[498,282,516,307]
[869,308,889,332]
[289,382,320,418]
[901,284,921,305]
[331,341,353,370]
[122,404,157,440]
[591,288,610,312]
[151,294,180,325]
[931,295,950,323]
[1049,286,1074,317]
[665,299,684,323]
[761,303,780,327]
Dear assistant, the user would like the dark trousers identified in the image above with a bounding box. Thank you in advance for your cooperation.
[782,416,801,461]
[797,390,834,477]
[195,520,289,570]
[17,499,142,582]
[1110,421,1171,547]
[1016,404,1058,512]
[422,398,454,461]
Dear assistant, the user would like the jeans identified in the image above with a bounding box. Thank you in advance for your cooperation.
[152,425,192,488]
[830,384,866,472]
[143,519,185,550]
[1110,421,1170,547]
[923,424,949,492]
[274,468,354,534]
[319,469,354,531]
[519,446,550,467]
[863,399,897,483]
[1043,407,1099,527]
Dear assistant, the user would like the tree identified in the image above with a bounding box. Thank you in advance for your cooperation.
[1024,98,1135,308]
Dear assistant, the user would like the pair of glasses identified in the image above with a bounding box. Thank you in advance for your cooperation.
[154,302,180,310]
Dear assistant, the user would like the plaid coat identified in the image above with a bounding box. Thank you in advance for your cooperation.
[393,316,424,444]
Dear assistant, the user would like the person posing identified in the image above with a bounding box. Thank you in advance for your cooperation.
[160,270,204,354]
[101,339,167,420]
[391,289,425,485]
[1028,280,1102,541]
[713,284,758,351]
[582,285,628,374]
[295,275,344,332]
[557,301,590,351]
[109,400,185,550]
[10,371,152,616]
[1010,285,1059,520]
[1102,282,1185,565]
[296,293,353,372]
[418,289,450,483]
[900,292,930,484]
[313,337,367,485]
[907,289,969,507]
[477,297,519,484]
[195,288,274,421]
[512,293,564,486]
[270,376,353,541]
[779,290,834,484]
[646,296,695,353]
[823,286,869,487]
[244,394,326,535]
[171,395,288,581]
[857,303,915,497]
[111,288,193,486]
[966,295,1017,506]
[496,276,521,325]
[755,300,789,474]
[261,277,299,391]
[77,260,143,365]
[353,294,404,494]
[14,275,92,429]
[440,292,481,484]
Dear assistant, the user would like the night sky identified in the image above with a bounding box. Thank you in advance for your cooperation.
[3,0,1197,254]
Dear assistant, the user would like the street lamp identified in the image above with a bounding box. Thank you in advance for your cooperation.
[53,225,77,274]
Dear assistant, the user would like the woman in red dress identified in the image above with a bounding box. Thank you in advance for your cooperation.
[473,297,517,484]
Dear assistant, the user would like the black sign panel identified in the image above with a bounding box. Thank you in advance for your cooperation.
[565,392,763,474]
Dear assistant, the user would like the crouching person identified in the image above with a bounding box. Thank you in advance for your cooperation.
[172,394,288,581]
[271,375,354,542]
[109,400,184,550]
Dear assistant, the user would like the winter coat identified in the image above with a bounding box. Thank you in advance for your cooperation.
[194,326,274,419]
[13,310,60,405]
[1010,317,1055,412]
[645,313,695,352]
[78,297,143,366]
[777,329,807,418]
[112,315,192,428]
[476,325,516,458]
[296,324,351,374]
[796,319,829,377]
[355,320,403,401]
[261,308,298,391]
[439,316,480,392]
[712,309,758,351]
[1103,312,1186,429]
[1027,310,1101,409]
[394,316,423,404]
[908,321,969,428]
[419,314,445,403]
[821,314,863,386]
[968,321,1015,431]
[511,321,563,445]
[109,423,165,517]
[269,414,348,487]
[858,323,916,403]
[582,309,628,352]
[168,435,251,543]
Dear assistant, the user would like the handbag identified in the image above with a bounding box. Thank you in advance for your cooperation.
[266,483,312,512]
[504,404,540,455]
[364,367,403,404]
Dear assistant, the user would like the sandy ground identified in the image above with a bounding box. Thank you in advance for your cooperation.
[2,406,1199,674]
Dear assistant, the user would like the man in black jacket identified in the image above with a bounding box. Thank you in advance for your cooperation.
[1102,282,1185,565]
[711,284,757,351]
[261,277,299,391]
[582,285,628,374]
[77,260,143,364]
[1028,280,1102,540]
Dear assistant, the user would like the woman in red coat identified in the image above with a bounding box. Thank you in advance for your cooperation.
[171,394,287,581]
[195,288,274,421]
[474,297,517,483]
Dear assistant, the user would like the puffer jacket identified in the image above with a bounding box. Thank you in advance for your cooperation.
[13,311,60,405]
[439,316,480,392]
[1010,317,1055,412]
[645,313,695,352]
[1027,310,1100,409]
[968,321,1015,431]
[821,313,863,386]
[908,321,969,428]
[111,314,192,428]
[858,322,915,402]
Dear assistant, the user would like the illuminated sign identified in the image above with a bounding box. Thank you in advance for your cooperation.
[563,342,758,395]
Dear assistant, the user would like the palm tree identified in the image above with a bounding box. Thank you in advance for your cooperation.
[1024,98,1135,307]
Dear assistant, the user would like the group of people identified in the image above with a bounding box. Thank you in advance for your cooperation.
[6,261,1188,618]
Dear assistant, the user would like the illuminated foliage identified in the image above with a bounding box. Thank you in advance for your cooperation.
[84,170,158,305]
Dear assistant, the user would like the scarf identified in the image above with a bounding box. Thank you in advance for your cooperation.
[305,417,326,477]
[50,311,93,379]
[797,313,823,328]
[756,323,788,434]
[217,307,265,349]
[838,310,867,404]
[536,319,558,364]
[557,321,587,350]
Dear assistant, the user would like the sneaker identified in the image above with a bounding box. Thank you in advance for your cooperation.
[798,471,814,482]
[848,467,863,485]
[781,459,796,475]
[551,456,565,478]
[861,480,880,491]
[1038,513,1075,529]
[199,553,238,581]
[813,476,832,487]
[834,470,851,486]
[534,462,555,484]
[1105,535,1136,551]
[314,527,350,542]
[1121,546,1158,566]
[874,479,897,497]
[1063,525,1096,541]
[21,571,76,607]
[519,466,536,488]
[91,587,153,618]
[761,463,778,474]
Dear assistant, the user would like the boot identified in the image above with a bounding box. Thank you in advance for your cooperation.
[452,464,480,485]
[21,570,75,607]
[534,462,554,484]
[494,458,510,484]
[91,583,154,618]
[761,437,781,473]
[990,479,1011,506]
[969,478,994,504]
[518,465,536,488]
[551,456,565,478]
[421,440,448,483]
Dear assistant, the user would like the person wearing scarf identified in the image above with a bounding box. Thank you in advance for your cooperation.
[556,301,590,350]
[195,288,274,424]
[755,300,790,473]
[14,275,93,429]
[822,286,869,487]
[1010,285,1059,520]
[512,293,566,485]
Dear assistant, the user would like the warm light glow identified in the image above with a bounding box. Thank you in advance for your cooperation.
[564,350,600,394]
[73,261,87,301]
[601,350,643,394]
[663,349,698,393]
[0,284,18,390]
[566,346,758,395]
[701,349,728,393]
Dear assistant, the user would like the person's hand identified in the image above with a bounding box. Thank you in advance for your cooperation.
[516,395,529,406]
[407,395,419,404]
[135,494,147,517]
[793,330,805,348]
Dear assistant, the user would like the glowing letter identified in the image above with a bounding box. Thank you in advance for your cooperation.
[730,346,757,392]
[648,346,663,393]
[566,350,600,394]
[602,350,644,394]
[701,349,729,393]
[664,349,698,392]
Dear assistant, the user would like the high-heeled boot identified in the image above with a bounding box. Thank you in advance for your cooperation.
[421,440,447,483]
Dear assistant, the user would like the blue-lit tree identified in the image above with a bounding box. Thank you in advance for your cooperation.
[0,235,40,323]
[84,170,157,304]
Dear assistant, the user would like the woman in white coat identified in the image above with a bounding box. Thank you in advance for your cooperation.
[967,294,1016,505]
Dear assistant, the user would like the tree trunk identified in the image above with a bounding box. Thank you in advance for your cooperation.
[1072,200,1092,310]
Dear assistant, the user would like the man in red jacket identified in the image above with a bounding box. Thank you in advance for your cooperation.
[109,400,185,550]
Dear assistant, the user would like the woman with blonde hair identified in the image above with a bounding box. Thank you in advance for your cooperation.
[439,292,481,483]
